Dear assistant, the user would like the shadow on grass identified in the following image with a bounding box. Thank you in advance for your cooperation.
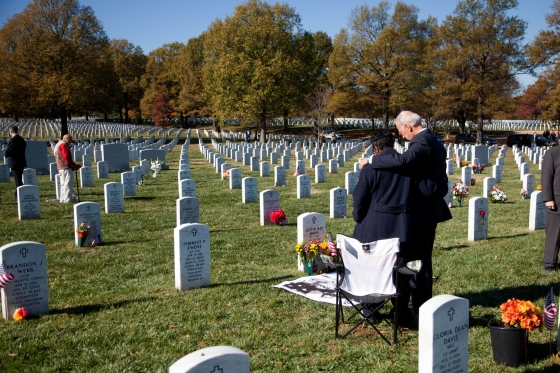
[210,275,292,287]
[457,284,559,311]
[439,244,469,251]
[487,233,529,240]
[528,342,560,366]
[127,196,157,201]
[50,296,155,316]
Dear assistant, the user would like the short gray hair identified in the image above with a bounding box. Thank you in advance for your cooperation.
[396,111,422,127]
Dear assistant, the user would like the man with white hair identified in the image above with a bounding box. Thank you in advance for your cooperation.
[359,111,451,315]
[54,134,81,203]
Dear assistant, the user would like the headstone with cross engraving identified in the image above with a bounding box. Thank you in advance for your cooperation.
[176,197,200,226]
[121,171,137,196]
[260,190,280,226]
[468,197,488,241]
[297,174,311,199]
[169,346,250,373]
[296,212,327,272]
[242,177,258,204]
[103,182,124,213]
[229,168,242,189]
[23,168,37,186]
[174,223,210,291]
[17,185,40,220]
[74,202,102,246]
[345,171,358,194]
[80,166,94,187]
[97,161,109,178]
[274,166,286,186]
[179,179,196,198]
[0,241,50,320]
[419,295,469,373]
[330,187,347,219]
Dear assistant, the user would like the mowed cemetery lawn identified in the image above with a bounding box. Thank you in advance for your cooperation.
[0,128,559,372]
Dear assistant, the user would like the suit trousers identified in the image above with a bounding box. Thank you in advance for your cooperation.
[543,212,560,268]
[13,167,24,197]
[412,222,437,312]
[59,168,74,203]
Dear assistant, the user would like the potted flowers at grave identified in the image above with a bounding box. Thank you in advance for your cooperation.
[452,181,469,207]
[76,223,91,247]
[150,158,164,178]
[488,185,508,204]
[489,299,543,367]
[295,240,320,275]
[471,163,485,174]
[223,169,230,181]
[520,188,530,199]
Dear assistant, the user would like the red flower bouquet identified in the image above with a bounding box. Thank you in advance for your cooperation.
[270,209,288,225]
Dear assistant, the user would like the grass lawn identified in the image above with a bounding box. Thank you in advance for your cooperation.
[0,129,559,372]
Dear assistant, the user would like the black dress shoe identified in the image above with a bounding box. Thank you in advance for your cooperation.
[544,266,557,272]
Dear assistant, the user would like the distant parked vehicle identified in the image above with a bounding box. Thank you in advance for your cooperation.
[506,134,531,147]
[454,133,497,146]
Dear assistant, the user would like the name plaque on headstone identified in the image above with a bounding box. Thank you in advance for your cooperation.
[17,185,40,220]
[0,241,49,320]
[103,182,124,213]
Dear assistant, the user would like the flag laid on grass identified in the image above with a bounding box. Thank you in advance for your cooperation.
[545,287,557,330]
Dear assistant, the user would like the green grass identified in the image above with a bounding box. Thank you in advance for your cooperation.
[0,134,559,372]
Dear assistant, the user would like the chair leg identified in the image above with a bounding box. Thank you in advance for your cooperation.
[393,269,399,346]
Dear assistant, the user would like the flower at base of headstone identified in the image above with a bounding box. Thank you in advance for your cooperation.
[223,170,230,180]
[537,184,542,190]
[91,235,101,247]
[488,184,508,203]
[150,158,164,178]
[499,299,543,332]
[470,178,476,186]
[269,209,287,225]
[479,210,486,225]
[168,148,172,153]
[13,307,29,322]
[452,181,469,199]
[76,223,91,238]
[520,188,529,199]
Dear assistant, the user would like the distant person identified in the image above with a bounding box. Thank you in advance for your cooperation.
[5,125,26,198]
[245,129,251,143]
[544,129,550,139]
[54,134,81,203]
[331,131,337,144]
[541,144,560,271]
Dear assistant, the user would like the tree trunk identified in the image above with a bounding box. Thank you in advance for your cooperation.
[382,110,389,130]
[124,103,129,124]
[456,118,466,134]
[180,111,184,127]
[103,111,108,122]
[476,94,484,144]
[13,114,19,122]
[60,106,68,138]
[85,111,89,121]
[283,109,289,132]
[137,109,142,124]
[118,108,123,123]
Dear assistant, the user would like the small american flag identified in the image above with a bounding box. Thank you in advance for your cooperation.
[545,287,557,330]
[293,165,301,177]
[327,232,336,255]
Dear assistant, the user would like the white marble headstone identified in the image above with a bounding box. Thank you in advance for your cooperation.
[274,166,286,187]
[121,171,137,196]
[468,197,488,241]
[297,174,311,199]
[229,168,242,189]
[103,182,124,213]
[260,190,280,226]
[97,161,108,178]
[169,346,249,373]
[529,191,545,231]
[176,197,200,226]
[419,295,469,373]
[74,202,102,245]
[80,166,94,187]
[330,187,348,218]
[23,168,37,186]
[174,223,210,291]
[0,241,49,320]
[179,179,196,198]
[242,177,258,203]
[17,185,40,220]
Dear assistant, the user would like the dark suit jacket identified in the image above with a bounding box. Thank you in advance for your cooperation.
[353,149,421,257]
[541,145,560,215]
[368,129,452,224]
[5,134,27,170]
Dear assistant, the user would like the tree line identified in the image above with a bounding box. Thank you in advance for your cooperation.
[0,0,559,142]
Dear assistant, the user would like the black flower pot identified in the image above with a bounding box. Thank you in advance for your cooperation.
[488,321,528,367]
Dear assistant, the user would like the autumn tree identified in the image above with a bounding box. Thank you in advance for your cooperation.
[526,0,560,121]
[431,0,529,141]
[109,39,147,124]
[152,92,172,129]
[202,0,318,142]
[173,36,212,123]
[0,0,109,137]
[328,2,434,128]
[140,42,184,123]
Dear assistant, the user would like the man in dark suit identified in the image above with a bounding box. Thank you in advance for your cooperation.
[5,125,27,197]
[359,111,451,313]
[353,128,423,323]
[541,145,560,271]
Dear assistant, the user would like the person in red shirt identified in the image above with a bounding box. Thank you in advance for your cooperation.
[54,134,81,203]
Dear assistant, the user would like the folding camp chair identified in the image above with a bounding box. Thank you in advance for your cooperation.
[335,234,415,346]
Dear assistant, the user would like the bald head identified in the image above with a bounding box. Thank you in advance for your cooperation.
[63,134,73,143]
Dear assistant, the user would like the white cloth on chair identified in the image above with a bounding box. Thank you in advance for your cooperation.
[336,235,399,298]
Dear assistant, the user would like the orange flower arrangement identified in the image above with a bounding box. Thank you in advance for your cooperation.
[13,307,29,322]
[500,298,543,332]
